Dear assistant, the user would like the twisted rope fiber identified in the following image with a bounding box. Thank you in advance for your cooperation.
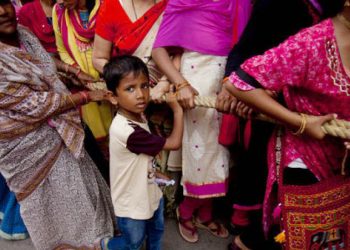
[83,79,350,139]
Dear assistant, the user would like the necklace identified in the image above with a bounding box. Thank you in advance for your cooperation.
[337,14,350,30]
[131,0,157,20]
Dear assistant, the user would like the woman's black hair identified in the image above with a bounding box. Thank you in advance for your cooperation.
[103,55,149,93]
[318,0,346,18]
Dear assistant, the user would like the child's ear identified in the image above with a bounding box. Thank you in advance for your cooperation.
[105,91,118,106]
[109,96,118,106]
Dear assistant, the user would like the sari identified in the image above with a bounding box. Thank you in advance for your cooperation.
[0,26,115,250]
[17,0,57,54]
[52,1,113,140]
[95,0,167,84]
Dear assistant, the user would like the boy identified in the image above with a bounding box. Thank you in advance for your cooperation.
[104,55,184,250]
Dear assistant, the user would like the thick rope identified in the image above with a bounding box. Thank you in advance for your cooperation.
[162,95,350,139]
[76,79,350,140]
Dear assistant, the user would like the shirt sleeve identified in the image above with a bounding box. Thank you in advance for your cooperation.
[229,28,310,92]
[95,0,116,42]
[126,122,166,157]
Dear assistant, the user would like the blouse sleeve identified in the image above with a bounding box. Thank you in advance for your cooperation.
[95,0,116,42]
[229,29,310,92]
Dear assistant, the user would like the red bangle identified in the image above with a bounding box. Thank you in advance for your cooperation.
[79,91,90,104]
[75,68,82,77]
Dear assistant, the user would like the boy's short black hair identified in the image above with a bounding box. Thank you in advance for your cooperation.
[103,55,149,93]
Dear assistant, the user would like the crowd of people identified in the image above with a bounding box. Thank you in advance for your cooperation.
[0,0,350,249]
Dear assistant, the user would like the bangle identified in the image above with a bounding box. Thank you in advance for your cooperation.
[64,64,69,73]
[67,94,77,109]
[75,68,81,77]
[79,91,90,104]
[292,113,307,135]
[175,81,190,92]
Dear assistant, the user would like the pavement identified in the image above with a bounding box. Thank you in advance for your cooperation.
[0,218,232,250]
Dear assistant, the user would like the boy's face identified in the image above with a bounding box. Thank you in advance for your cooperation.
[115,72,150,120]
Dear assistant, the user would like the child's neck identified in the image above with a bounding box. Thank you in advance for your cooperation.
[117,108,144,123]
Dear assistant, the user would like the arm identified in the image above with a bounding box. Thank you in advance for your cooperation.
[150,54,182,102]
[223,81,335,139]
[92,34,113,73]
[163,93,184,150]
[152,47,198,109]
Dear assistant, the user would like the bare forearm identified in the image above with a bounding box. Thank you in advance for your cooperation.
[164,109,184,150]
[54,57,80,75]
[224,82,301,130]
[152,48,185,85]
[92,58,108,74]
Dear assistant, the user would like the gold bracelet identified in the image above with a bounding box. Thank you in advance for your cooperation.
[67,94,77,109]
[292,113,307,135]
[175,81,190,92]
[222,77,230,84]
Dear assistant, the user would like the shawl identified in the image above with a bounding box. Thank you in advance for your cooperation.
[95,0,167,56]
[0,26,84,159]
[17,0,57,54]
[153,0,235,56]
[53,1,99,67]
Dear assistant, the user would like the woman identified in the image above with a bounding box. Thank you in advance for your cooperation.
[223,0,349,248]
[220,0,323,249]
[0,2,124,249]
[151,0,235,243]
[52,0,113,144]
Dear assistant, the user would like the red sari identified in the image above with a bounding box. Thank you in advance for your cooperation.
[95,0,167,56]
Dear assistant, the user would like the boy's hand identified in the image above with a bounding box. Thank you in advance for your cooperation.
[150,80,170,103]
[176,85,199,109]
[166,92,182,112]
[155,171,171,181]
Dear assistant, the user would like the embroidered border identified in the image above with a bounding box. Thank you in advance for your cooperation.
[326,39,350,96]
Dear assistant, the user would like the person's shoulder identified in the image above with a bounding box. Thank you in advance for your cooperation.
[109,114,135,139]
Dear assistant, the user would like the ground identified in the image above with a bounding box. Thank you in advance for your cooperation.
[0,218,232,250]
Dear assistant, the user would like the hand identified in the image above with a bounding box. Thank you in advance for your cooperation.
[303,113,337,139]
[150,80,170,103]
[236,101,254,119]
[88,90,114,102]
[215,87,237,114]
[155,171,171,181]
[176,85,199,109]
[75,70,96,85]
[165,92,182,112]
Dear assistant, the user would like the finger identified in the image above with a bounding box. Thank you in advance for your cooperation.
[229,98,237,114]
[319,113,337,124]
[223,100,230,113]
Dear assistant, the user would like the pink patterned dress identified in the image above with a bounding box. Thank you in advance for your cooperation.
[229,18,350,232]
